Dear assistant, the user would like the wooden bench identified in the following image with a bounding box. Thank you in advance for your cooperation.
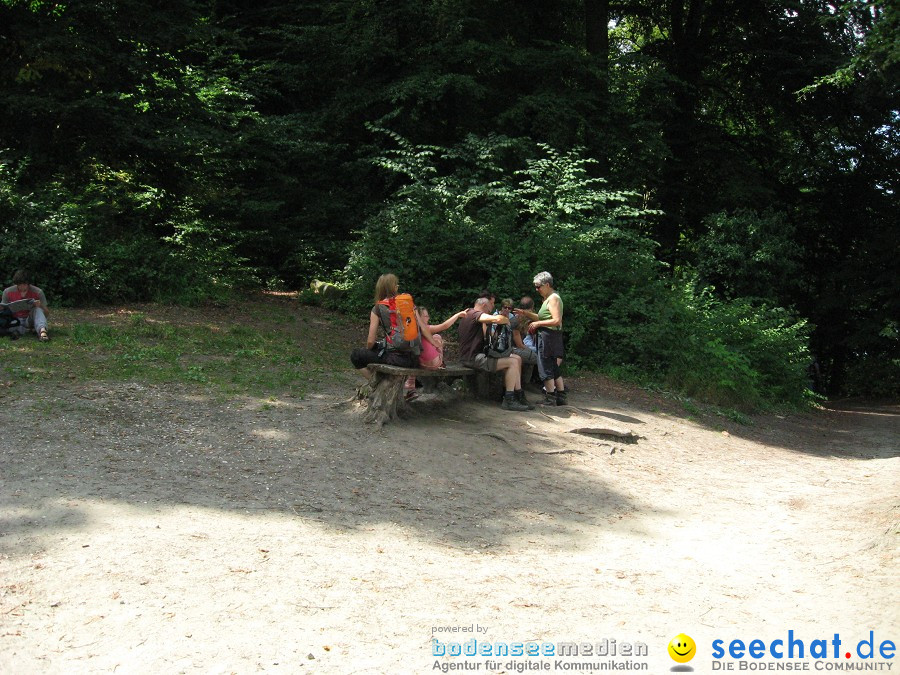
[363,363,477,427]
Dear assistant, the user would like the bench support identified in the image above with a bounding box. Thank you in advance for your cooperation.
[363,370,408,428]
[363,363,476,428]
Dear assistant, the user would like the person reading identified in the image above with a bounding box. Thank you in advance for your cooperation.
[1,269,49,342]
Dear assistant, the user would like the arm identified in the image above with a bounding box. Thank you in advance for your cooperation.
[365,310,380,349]
[515,309,538,321]
[429,310,466,334]
[418,314,440,349]
[478,313,509,325]
[530,296,562,330]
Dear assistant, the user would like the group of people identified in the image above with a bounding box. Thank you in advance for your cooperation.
[351,272,566,411]
[0,270,50,342]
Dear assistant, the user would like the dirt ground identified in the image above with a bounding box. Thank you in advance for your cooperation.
[1,359,897,673]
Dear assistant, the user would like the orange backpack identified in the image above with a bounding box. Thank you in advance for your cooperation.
[376,293,421,355]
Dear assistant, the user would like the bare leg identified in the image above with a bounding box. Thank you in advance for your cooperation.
[497,354,522,391]
[510,353,522,389]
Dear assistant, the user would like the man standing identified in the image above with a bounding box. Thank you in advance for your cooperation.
[2,270,49,341]
[458,294,532,411]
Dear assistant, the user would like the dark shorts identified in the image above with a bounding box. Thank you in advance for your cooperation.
[350,347,417,369]
[462,353,499,373]
[536,329,564,381]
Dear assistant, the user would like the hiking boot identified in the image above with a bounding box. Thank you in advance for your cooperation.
[555,389,568,406]
[501,395,530,412]
[515,389,535,410]
[540,391,558,406]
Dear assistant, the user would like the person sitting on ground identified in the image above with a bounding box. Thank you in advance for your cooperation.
[350,273,435,381]
[2,269,49,342]
[457,294,532,411]
[415,306,466,369]
[517,272,566,406]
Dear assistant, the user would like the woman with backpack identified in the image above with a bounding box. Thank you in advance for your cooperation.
[350,273,435,382]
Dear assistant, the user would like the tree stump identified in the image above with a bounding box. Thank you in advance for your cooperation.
[363,371,407,428]
[362,363,477,427]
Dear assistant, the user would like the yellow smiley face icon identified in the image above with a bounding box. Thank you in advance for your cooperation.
[668,634,696,663]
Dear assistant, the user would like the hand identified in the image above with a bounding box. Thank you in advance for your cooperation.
[496,315,510,325]
[457,310,467,319]
[528,322,538,334]
[32,300,41,308]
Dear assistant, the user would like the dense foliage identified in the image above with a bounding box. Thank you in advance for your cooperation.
[1,0,896,402]
[344,135,811,407]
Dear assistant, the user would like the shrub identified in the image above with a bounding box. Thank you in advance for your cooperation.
[667,293,811,408]
[343,133,814,408]
[0,157,253,305]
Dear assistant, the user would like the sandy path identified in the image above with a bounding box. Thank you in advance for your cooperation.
[1,381,897,673]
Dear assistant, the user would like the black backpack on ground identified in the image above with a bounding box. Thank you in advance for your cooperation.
[0,307,21,339]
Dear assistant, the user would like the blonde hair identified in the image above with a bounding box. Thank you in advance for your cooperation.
[374,273,399,302]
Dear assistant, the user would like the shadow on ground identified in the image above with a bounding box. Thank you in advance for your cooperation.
[0,380,660,559]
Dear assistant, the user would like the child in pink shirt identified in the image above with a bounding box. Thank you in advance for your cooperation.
[415,306,466,369]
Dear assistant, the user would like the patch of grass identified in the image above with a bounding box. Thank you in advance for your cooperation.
[0,300,353,397]
[717,408,752,426]
[681,400,702,417]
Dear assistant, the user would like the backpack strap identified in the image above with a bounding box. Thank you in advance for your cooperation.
[374,302,393,334]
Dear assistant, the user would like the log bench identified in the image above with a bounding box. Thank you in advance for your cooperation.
[363,363,477,427]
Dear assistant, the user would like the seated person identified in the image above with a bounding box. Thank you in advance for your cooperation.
[517,296,537,351]
[458,294,532,411]
[415,306,466,369]
[2,269,49,341]
[509,296,538,384]
[350,274,435,381]
[496,298,515,324]
[505,297,537,366]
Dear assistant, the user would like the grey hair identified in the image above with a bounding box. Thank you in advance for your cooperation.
[474,297,491,309]
[533,271,554,288]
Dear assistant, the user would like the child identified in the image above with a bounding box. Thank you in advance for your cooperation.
[415,306,466,369]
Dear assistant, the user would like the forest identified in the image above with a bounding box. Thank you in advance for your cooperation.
[0,0,897,406]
